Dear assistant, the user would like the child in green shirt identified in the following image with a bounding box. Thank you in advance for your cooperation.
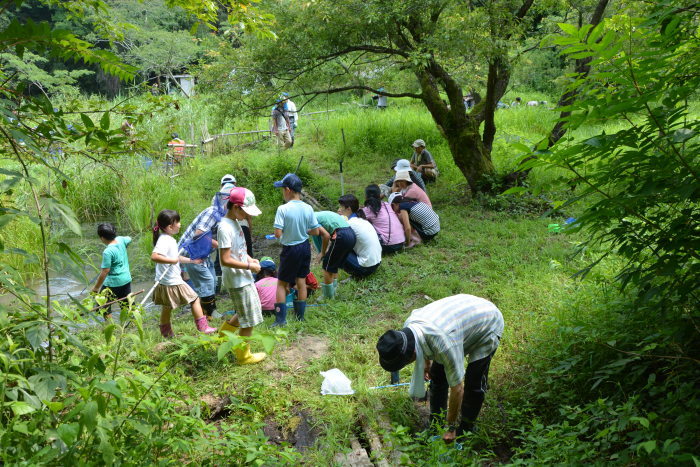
[92,223,132,318]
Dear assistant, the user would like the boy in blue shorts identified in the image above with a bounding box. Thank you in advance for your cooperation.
[92,223,132,318]
[272,173,320,326]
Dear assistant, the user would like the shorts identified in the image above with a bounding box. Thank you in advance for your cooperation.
[342,253,380,278]
[229,283,263,328]
[100,282,131,315]
[278,240,311,284]
[322,227,356,274]
[153,283,199,309]
[184,258,216,297]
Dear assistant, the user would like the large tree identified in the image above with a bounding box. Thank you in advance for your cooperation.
[229,0,541,192]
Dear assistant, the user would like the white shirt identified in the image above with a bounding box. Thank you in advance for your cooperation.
[285,100,299,123]
[218,217,254,289]
[348,217,382,267]
[152,234,185,286]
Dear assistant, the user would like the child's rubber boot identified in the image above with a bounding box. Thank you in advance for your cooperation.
[271,302,287,327]
[321,283,335,300]
[195,316,217,334]
[234,343,266,365]
[293,300,307,321]
[219,321,239,337]
[160,323,174,338]
[333,278,338,293]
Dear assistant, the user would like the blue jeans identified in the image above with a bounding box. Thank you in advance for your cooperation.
[184,257,216,297]
[342,252,380,278]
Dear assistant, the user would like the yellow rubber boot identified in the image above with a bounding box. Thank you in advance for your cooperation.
[234,343,267,365]
[219,321,239,337]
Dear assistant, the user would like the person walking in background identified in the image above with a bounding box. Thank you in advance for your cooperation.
[361,184,405,254]
[372,86,388,109]
[218,187,267,365]
[167,133,186,164]
[410,139,439,183]
[151,209,216,338]
[281,92,298,146]
[272,173,320,325]
[271,99,292,149]
[376,294,504,443]
[92,223,132,319]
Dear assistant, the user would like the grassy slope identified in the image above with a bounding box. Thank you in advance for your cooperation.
[66,102,605,464]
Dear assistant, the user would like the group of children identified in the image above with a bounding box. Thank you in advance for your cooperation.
[94,145,441,365]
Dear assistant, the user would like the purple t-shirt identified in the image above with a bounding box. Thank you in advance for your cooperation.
[361,202,406,246]
[255,276,277,311]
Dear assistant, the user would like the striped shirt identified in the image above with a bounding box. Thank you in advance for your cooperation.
[399,201,440,237]
[405,294,504,388]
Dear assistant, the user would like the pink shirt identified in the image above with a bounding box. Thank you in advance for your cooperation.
[255,277,278,310]
[403,183,432,207]
[361,202,406,246]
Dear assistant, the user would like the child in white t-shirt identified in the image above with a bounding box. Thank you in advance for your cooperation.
[218,188,267,365]
[151,209,216,338]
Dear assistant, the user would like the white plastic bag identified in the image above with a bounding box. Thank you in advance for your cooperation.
[320,368,354,395]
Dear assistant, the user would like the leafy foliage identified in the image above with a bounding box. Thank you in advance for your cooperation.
[518,2,700,309]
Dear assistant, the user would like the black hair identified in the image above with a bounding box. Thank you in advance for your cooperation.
[153,209,180,246]
[364,184,382,215]
[389,195,404,204]
[390,158,401,170]
[226,200,234,210]
[356,209,367,220]
[338,194,359,213]
[97,223,117,241]
[171,132,179,139]
[256,268,277,280]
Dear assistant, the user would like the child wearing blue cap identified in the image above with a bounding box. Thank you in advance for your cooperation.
[272,173,320,325]
[255,257,277,313]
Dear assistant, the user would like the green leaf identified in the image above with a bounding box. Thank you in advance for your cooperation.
[42,197,81,236]
[99,111,110,130]
[95,381,122,399]
[80,400,98,431]
[9,401,36,416]
[80,113,94,129]
[261,334,277,353]
[502,186,528,195]
[28,372,67,401]
[57,422,80,445]
[672,128,694,143]
[558,23,580,36]
[638,440,656,454]
[217,340,235,361]
[103,324,116,345]
[26,324,49,350]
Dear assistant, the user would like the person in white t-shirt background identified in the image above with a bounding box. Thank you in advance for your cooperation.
[150,209,216,338]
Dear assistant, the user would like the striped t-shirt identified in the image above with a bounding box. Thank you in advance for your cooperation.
[399,201,440,237]
[405,294,504,387]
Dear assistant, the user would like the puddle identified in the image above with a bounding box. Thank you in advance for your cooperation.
[263,408,319,452]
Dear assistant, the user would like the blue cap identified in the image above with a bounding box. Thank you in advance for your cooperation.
[273,173,302,192]
[260,259,276,271]
[281,92,289,97]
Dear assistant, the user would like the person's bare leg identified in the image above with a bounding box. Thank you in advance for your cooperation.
[189,297,204,319]
[227,314,241,327]
[295,277,307,301]
[239,326,252,337]
[323,270,334,285]
[160,306,172,325]
[276,280,289,303]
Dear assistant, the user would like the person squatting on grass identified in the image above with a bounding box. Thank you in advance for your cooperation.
[272,173,320,326]
[92,223,132,319]
[388,193,440,248]
[254,257,278,313]
[410,139,439,183]
[218,187,267,365]
[360,184,406,254]
[383,158,426,199]
[377,294,504,443]
[392,170,432,207]
[177,184,234,317]
[311,211,356,300]
[151,209,216,338]
[338,194,382,278]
